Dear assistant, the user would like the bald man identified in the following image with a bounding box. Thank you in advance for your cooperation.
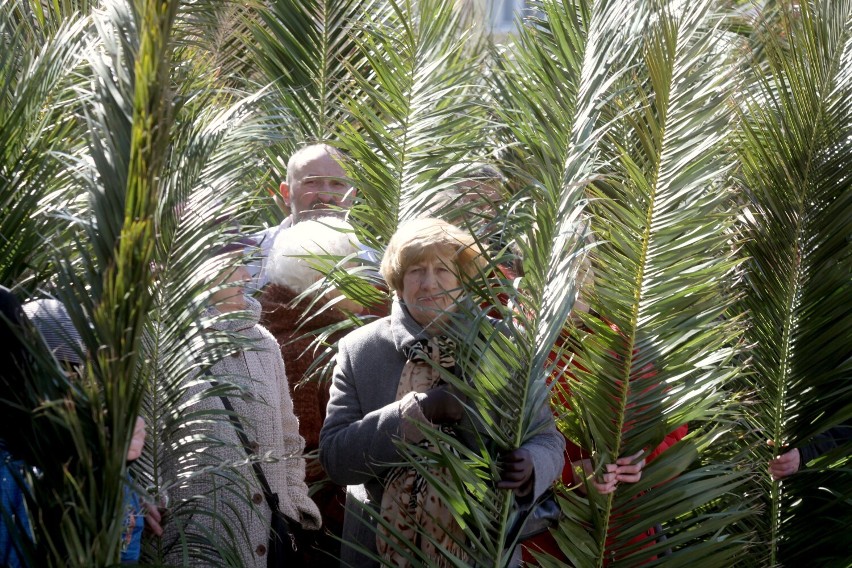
[249,144,356,288]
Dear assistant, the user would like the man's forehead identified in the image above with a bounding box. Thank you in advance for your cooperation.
[291,150,344,175]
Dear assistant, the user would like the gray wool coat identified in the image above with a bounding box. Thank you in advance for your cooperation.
[319,300,565,567]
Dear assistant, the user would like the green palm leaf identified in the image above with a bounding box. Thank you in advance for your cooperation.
[140,98,280,565]
[487,0,753,565]
[250,0,372,142]
[0,0,178,564]
[578,2,751,564]
[0,2,86,288]
[735,1,852,565]
[339,0,490,245]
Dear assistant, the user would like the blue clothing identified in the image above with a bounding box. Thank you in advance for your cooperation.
[2,444,143,566]
[119,482,144,563]
[1,446,31,568]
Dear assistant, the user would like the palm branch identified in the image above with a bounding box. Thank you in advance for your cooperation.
[126,5,303,566]
[139,95,286,565]
[0,0,177,564]
[734,1,852,565]
[250,0,371,143]
[486,0,755,565]
[338,0,491,243]
[3,0,281,564]
[574,1,754,564]
[0,2,87,289]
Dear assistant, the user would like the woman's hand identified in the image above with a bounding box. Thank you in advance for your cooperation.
[498,448,534,496]
[614,450,645,483]
[574,459,618,495]
[573,450,646,495]
[418,385,464,424]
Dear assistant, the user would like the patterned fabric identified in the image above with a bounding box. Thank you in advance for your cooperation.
[162,296,320,568]
[119,482,143,563]
[22,299,84,365]
[377,336,468,567]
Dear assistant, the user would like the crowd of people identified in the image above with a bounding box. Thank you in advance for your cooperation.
[1,143,845,567]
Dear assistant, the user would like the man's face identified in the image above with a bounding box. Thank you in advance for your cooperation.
[281,151,353,223]
[457,179,503,222]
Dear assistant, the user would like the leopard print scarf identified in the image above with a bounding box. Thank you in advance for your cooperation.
[377,335,468,567]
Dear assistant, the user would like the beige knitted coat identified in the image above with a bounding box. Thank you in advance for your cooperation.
[164,297,320,568]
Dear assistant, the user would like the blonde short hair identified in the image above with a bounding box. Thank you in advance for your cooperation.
[380,218,485,294]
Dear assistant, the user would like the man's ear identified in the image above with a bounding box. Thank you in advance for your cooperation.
[279,181,291,204]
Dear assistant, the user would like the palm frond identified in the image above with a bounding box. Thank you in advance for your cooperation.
[735,0,852,565]
[0,2,87,288]
[520,0,753,564]
[0,0,180,564]
[340,0,491,246]
[250,0,371,142]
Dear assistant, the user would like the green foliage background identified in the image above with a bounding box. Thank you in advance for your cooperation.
[0,0,849,566]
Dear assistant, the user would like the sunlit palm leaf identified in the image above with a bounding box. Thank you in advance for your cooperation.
[140,96,281,564]
[492,0,752,565]
[0,4,86,288]
[340,0,490,246]
[735,1,852,565]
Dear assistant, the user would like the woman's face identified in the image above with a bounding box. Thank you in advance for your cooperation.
[400,247,461,328]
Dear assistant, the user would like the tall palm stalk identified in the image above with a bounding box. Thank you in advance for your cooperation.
[735,1,852,565]
[0,0,179,564]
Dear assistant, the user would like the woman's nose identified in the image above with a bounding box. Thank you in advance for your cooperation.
[420,268,437,289]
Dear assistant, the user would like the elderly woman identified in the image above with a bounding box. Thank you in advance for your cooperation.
[162,248,321,567]
[319,218,564,567]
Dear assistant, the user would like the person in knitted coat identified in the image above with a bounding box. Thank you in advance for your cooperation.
[258,217,366,566]
[163,257,320,568]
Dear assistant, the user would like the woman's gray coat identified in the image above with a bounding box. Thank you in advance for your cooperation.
[319,300,565,567]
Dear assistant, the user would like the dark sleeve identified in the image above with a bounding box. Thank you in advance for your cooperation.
[798,426,852,466]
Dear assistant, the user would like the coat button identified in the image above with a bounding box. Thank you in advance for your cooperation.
[256,544,266,556]
[249,441,260,453]
[252,493,263,504]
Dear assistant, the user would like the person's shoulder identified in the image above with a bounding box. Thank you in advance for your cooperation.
[338,316,393,351]
[254,321,278,345]
[253,217,294,245]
